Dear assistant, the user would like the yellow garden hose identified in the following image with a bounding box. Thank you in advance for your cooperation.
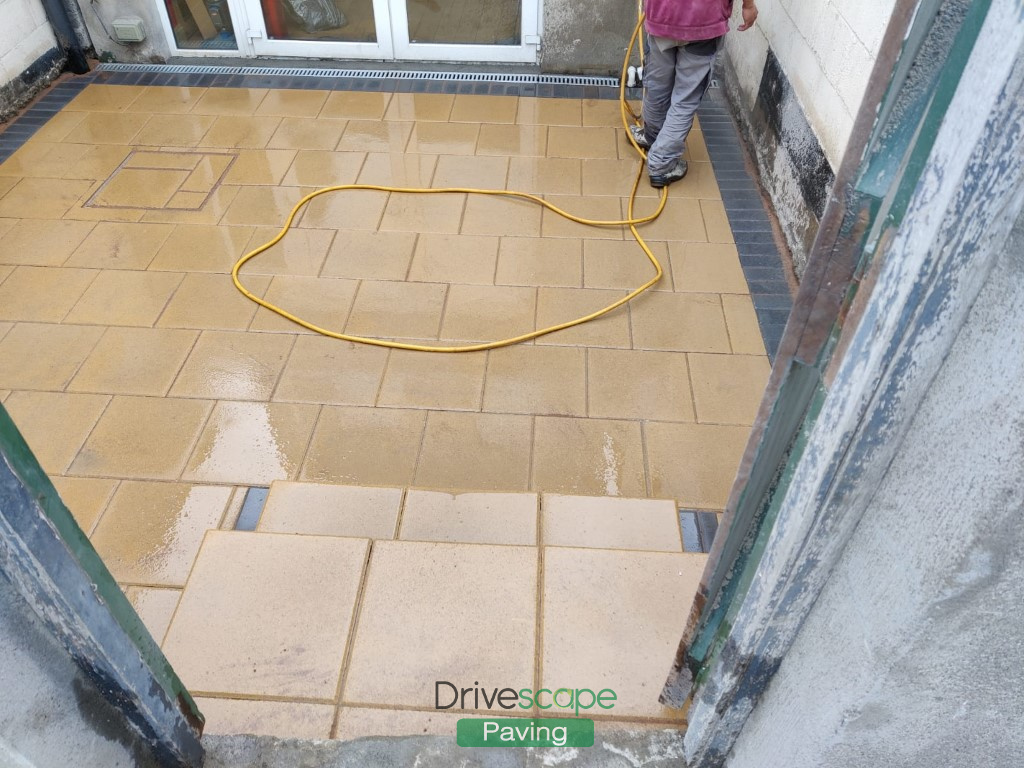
[232,14,660,353]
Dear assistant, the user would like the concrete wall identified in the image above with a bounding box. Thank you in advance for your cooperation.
[724,212,1024,767]
[541,0,637,75]
[0,0,62,120]
[81,0,171,63]
[0,572,159,768]
[719,0,896,276]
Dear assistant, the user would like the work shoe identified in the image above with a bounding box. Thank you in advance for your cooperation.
[628,123,652,150]
[649,160,688,188]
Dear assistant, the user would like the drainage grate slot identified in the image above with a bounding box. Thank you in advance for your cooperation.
[235,487,269,531]
[679,509,719,553]
[96,62,619,87]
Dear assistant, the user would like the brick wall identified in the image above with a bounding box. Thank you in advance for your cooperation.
[719,0,896,276]
[0,0,61,121]
[0,0,58,87]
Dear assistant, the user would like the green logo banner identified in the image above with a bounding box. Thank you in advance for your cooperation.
[457,718,594,748]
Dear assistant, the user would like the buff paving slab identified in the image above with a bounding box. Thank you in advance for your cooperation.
[583,239,673,292]
[541,547,705,720]
[507,156,582,196]
[342,540,537,709]
[301,405,427,487]
[248,275,358,334]
[181,400,319,486]
[495,236,582,288]
[0,219,95,265]
[273,336,389,406]
[398,489,538,546]
[0,266,99,323]
[531,416,647,498]
[541,494,683,552]
[432,154,510,189]
[644,421,752,509]
[414,411,533,492]
[483,345,587,417]
[157,272,273,331]
[586,348,695,422]
[162,531,369,699]
[3,391,109,475]
[90,481,232,587]
[688,353,772,425]
[534,287,632,348]
[438,283,537,342]
[281,150,364,187]
[320,229,418,281]
[377,349,486,411]
[721,293,768,355]
[476,124,549,157]
[69,395,214,480]
[383,93,452,122]
[148,224,256,273]
[168,330,295,401]
[259,481,403,539]
[49,476,118,536]
[64,269,185,327]
[0,323,104,391]
[408,234,500,285]
[125,587,182,645]
[241,227,335,276]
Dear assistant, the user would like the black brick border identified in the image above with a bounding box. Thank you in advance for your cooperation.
[697,89,792,361]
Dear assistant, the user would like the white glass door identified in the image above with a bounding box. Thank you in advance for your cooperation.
[240,0,396,59]
[228,0,538,62]
[391,0,540,63]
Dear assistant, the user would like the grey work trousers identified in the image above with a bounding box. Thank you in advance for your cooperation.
[642,37,719,175]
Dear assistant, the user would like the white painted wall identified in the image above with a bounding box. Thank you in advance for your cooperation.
[725,211,1024,768]
[0,0,57,85]
[725,0,895,167]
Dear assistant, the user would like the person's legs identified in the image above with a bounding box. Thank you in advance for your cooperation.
[640,39,676,146]
[646,39,717,176]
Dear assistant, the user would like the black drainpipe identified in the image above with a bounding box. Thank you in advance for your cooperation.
[39,0,91,74]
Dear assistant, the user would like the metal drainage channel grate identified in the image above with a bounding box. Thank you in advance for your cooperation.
[679,509,719,554]
[234,487,269,531]
[96,62,619,87]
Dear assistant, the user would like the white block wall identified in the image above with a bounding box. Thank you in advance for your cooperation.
[0,0,58,86]
[726,0,895,167]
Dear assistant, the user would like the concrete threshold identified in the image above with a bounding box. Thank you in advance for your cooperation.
[204,730,686,767]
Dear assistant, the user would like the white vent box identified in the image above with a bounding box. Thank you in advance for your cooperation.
[111,18,147,43]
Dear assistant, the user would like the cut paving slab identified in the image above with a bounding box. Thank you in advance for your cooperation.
[399,489,538,545]
[542,494,683,552]
[259,481,404,538]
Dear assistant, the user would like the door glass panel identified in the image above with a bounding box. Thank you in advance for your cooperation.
[261,0,378,42]
[165,0,238,49]
[405,0,521,45]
